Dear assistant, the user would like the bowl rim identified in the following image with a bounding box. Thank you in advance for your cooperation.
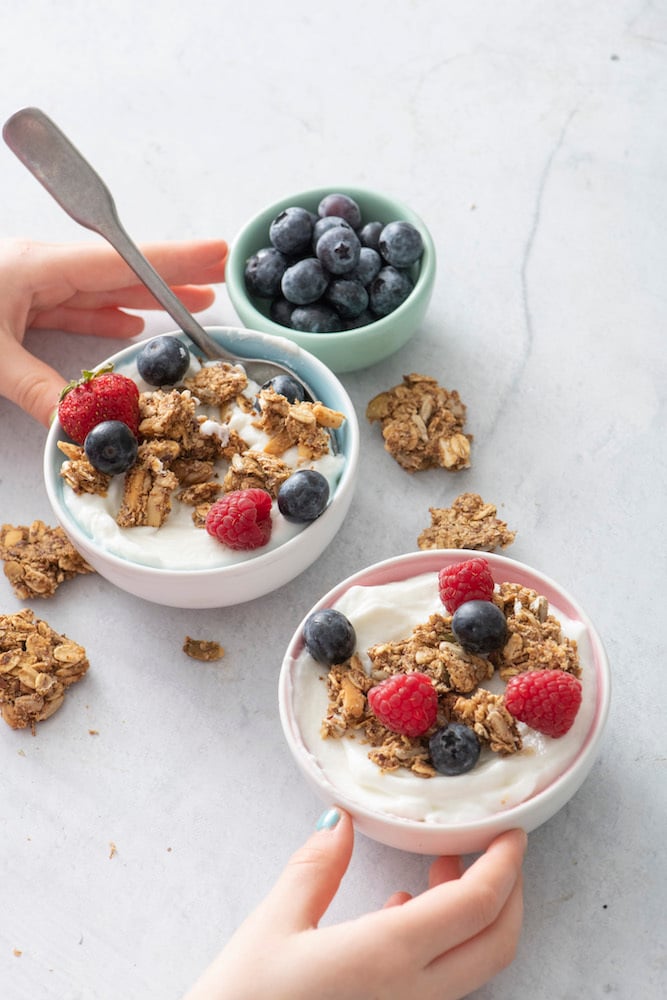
[279,548,611,837]
[226,185,437,348]
[44,325,360,580]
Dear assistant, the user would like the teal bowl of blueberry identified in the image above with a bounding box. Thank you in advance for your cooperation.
[226,187,436,374]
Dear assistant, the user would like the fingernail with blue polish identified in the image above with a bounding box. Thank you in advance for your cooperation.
[316,807,341,831]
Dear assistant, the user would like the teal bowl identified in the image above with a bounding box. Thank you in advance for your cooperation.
[226,186,436,374]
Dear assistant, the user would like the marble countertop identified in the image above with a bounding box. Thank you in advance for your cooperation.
[0,2,664,997]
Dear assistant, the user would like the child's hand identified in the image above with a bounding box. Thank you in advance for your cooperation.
[0,238,227,425]
[183,809,526,1000]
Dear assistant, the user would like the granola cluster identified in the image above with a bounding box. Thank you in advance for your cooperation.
[366,373,472,472]
[0,521,93,600]
[319,580,580,778]
[417,493,516,552]
[0,609,89,730]
[57,362,344,532]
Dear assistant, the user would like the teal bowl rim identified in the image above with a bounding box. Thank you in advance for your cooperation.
[226,185,437,351]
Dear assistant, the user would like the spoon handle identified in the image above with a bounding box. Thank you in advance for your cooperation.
[2,107,226,361]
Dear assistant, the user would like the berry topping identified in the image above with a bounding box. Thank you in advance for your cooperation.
[58,364,140,445]
[429,723,481,775]
[451,600,508,655]
[136,335,190,386]
[277,469,329,522]
[505,669,582,738]
[438,557,495,613]
[303,608,356,666]
[367,672,438,739]
[84,420,138,475]
[260,374,307,404]
[205,489,272,550]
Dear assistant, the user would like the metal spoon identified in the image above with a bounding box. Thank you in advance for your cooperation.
[2,106,311,391]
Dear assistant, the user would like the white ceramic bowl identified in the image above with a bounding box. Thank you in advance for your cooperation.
[279,549,611,855]
[44,326,360,609]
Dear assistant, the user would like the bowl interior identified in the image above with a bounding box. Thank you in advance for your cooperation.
[226,186,436,372]
[44,326,360,601]
[279,549,611,853]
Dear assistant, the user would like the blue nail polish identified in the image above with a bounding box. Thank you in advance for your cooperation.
[316,807,341,831]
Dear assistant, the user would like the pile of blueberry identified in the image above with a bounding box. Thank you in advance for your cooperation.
[243,192,424,333]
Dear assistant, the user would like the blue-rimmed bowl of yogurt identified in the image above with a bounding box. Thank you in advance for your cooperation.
[44,326,359,608]
[279,549,611,855]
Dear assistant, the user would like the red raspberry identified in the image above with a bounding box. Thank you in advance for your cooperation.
[367,672,438,738]
[438,557,495,613]
[505,669,582,738]
[205,489,273,550]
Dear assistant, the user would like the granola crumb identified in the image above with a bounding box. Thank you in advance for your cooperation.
[0,609,89,730]
[0,521,94,600]
[417,493,516,552]
[183,636,225,662]
[108,842,117,859]
[366,373,472,472]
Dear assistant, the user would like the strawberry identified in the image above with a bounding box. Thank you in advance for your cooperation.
[438,556,495,613]
[58,364,140,444]
[505,669,582,738]
[205,489,273,550]
[367,672,438,738]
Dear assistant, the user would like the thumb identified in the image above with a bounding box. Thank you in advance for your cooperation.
[0,336,66,426]
[260,808,354,932]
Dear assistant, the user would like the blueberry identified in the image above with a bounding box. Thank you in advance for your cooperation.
[136,335,190,386]
[451,600,508,655]
[281,257,329,305]
[261,374,306,403]
[350,247,382,287]
[378,220,424,268]
[290,304,343,333]
[429,724,481,776]
[317,192,362,229]
[277,469,329,522]
[84,420,138,475]
[303,608,356,665]
[358,220,383,251]
[325,278,369,319]
[344,309,376,330]
[244,246,289,298]
[269,206,314,255]
[312,215,353,251]
[315,225,361,275]
[269,296,295,327]
[369,266,414,316]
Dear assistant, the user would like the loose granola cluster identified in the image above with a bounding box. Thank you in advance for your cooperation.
[0,609,89,731]
[319,580,581,778]
[0,521,93,600]
[366,373,472,472]
[57,362,344,532]
[417,493,516,552]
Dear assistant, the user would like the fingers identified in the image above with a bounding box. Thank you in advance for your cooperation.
[423,869,524,997]
[393,829,527,964]
[29,239,228,296]
[258,809,354,933]
[50,282,219,314]
[383,891,413,908]
[428,854,463,888]
[0,335,66,426]
[29,306,146,339]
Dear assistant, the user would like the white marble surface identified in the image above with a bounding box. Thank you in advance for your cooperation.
[0,1,665,997]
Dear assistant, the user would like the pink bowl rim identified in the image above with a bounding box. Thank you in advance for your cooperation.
[279,548,611,838]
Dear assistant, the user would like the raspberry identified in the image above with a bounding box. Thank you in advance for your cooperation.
[367,672,438,739]
[205,489,272,550]
[505,669,582,738]
[438,557,495,613]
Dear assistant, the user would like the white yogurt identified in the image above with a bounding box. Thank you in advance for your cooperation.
[292,572,596,824]
[60,357,346,570]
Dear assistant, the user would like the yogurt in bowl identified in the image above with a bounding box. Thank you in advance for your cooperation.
[279,550,611,855]
[44,326,359,609]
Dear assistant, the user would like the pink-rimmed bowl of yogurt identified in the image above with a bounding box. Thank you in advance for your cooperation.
[43,326,359,609]
[279,549,611,855]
